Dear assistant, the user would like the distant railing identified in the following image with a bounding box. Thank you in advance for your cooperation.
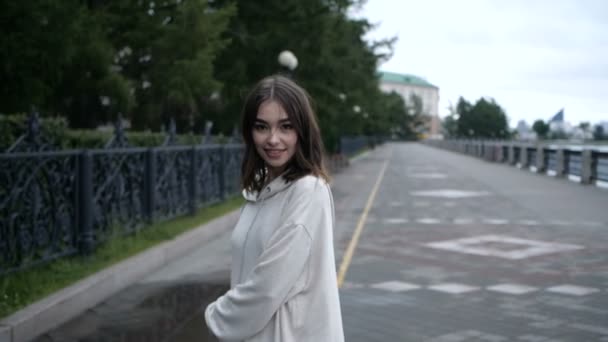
[594,152,608,183]
[339,135,387,157]
[424,139,608,189]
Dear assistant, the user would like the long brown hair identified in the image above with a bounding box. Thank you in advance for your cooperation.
[241,75,329,193]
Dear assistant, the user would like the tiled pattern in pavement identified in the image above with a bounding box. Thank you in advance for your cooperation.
[424,235,585,260]
[487,284,538,295]
[370,281,420,292]
[427,283,480,294]
[410,189,491,199]
[339,143,608,341]
[372,216,608,228]
[407,173,448,179]
[546,285,600,296]
[345,280,604,296]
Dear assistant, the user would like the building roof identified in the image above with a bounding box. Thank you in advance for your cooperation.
[378,71,438,89]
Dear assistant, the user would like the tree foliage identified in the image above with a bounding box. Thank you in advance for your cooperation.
[455,96,509,138]
[2,0,409,149]
[441,103,459,138]
[206,0,398,151]
[593,125,605,141]
[532,119,549,139]
[97,0,234,131]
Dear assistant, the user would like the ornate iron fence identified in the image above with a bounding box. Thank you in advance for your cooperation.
[0,150,80,274]
[1,113,244,276]
[0,145,243,275]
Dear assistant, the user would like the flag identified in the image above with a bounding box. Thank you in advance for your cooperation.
[549,108,564,123]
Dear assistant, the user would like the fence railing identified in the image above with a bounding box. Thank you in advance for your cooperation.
[1,112,375,275]
[424,140,608,188]
[339,135,388,157]
[0,144,243,276]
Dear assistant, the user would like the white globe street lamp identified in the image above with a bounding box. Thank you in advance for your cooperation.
[278,50,298,77]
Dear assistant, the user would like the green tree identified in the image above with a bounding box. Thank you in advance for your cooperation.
[456,96,509,138]
[593,125,605,140]
[98,0,235,131]
[407,93,427,135]
[532,119,549,139]
[1,2,115,116]
[207,0,395,151]
[3,0,399,141]
[374,91,415,139]
[442,102,458,138]
[455,97,474,136]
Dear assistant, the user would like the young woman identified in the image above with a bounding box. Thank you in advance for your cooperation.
[205,75,344,341]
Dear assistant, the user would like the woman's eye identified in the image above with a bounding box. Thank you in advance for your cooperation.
[282,123,294,130]
[254,124,267,131]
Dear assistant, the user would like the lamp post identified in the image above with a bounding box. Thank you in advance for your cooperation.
[277,50,298,78]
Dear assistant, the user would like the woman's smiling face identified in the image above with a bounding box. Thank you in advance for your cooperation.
[252,100,298,179]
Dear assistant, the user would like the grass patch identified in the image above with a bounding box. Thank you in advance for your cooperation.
[0,196,244,320]
[349,147,370,159]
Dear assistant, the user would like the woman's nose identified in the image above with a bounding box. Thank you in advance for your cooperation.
[267,129,280,144]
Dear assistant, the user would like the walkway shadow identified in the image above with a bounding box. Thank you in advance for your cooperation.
[35,271,229,342]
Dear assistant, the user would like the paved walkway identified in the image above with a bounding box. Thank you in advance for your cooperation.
[338,143,608,341]
[37,143,608,341]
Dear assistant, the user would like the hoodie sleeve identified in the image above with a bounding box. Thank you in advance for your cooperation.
[205,178,327,341]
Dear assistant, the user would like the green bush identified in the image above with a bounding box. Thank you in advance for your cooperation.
[0,114,69,151]
[1,114,226,150]
[63,130,112,149]
[0,114,26,151]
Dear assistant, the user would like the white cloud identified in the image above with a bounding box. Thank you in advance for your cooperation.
[354,0,608,126]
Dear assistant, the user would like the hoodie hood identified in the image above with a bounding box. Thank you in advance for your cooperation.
[242,175,292,202]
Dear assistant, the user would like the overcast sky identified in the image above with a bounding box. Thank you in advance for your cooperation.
[354,0,608,127]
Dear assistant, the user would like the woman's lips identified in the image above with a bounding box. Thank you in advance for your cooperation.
[265,149,285,158]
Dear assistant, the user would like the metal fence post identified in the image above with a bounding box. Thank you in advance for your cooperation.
[508,144,515,165]
[536,146,545,172]
[219,145,226,200]
[189,147,198,214]
[78,150,94,254]
[581,150,593,184]
[556,149,565,177]
[144,148,157,223]
[520,145,528,168]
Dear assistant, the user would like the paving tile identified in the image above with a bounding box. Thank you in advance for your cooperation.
[424,235,584,260]
[487,283,538,295]
[483,219,510,225]
[417,218,442,224]
[546,285,600,296]
[427,283,480,294]
[410,189,491,199]
[370,281,420,292]
[383,218,408,224]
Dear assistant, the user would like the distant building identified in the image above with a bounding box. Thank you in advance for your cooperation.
[548,108,567,134]
[516,120,536,140]
[378,71,440,138]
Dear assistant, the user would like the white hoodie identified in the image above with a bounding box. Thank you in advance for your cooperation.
[205,175,344,341]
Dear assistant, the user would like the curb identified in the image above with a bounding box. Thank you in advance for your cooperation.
[349,149,371,164]
[0,210,240,342]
